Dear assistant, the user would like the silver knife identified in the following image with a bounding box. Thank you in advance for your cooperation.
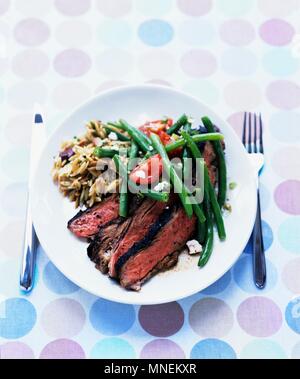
[20,113,44,292]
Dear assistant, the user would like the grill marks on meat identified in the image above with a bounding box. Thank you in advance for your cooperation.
[87,217,130,274]
[108,198,171,278]
[119,206,197,290]
[114,205,175,277]
[68,195,119,238]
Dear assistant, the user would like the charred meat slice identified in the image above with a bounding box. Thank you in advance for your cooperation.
[108,198,171,278]
[67,195,120,238]
[87,218,131,274]
[118,206,197,290]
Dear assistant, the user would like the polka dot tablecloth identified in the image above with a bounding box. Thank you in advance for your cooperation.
[0,0,300,359]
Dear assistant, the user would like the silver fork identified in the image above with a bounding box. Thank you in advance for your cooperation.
[242,112,266,289]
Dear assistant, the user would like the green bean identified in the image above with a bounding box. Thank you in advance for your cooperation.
[128,182,169,202]
[113,155,169,203]
[181,130,226,241]
[94,147,119,158]
[167,114,189,135]
[202,116,227,208]
[150,133,193,218]
[198,197,214,267]
[118,119,153,153]
[128,141,139,170]
[192,203,206,223]
[197,217,207,245]
[165,133,224,153]
[112,155,128,217]
[103,125,131,142]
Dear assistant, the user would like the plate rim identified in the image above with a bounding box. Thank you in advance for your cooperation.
[32,84,257,305]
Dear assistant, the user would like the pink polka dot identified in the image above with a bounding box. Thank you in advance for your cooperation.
[0,0,10,14]
[0,342,34,359]
[54,49,91,77]
[274,180,300,215]
[224,80,262,110]
[52,81,91,110]
[40,339,85,359]
[140,339,185,359]
[55,0,91,16]
[41,299,86,338]
[177,0,212,16]
[266,81,300,110]
[259,19,295,46]
[139,50,175,78]
[14,18,50,46]
[272,147,300,180]
[12,49,49,78]
[96,49,133,77]
[181,49,217,78]
[95,80,127,93]
[7,81,47,109]
[237,297,282,337]
[96,0,132,17]
[220,20,255,46]
[227,111,245,139]
[139,302,184,337]
[282,258,300,293]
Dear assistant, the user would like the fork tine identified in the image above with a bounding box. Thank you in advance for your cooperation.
[259,113,264,154]
[248,112,252,153]
[242,112,247,147]
[253,114,257,153]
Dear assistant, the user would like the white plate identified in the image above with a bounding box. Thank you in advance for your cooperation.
[32,85,257,305]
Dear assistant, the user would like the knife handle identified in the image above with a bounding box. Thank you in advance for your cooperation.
[20,196,38,292]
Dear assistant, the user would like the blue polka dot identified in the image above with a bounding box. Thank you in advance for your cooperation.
[43,261,79,295]
[89,299,135,335]
[138,19,174,47]
[278,217,300,254]
[0,298,37,339]
[98,20,132,47]
[221,48,258,76]
[90,338,136,359]
[263,48,299,77]
[285,296,300,334]
[244,220,273,253]
[201,271,231,295]
[241,339,287,359]
[270,112,300,143]
[262,220,273,251]
[233,255,277,293]
[190,339,236,359]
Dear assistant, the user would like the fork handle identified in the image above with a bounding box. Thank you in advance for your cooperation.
[252,190,266,289]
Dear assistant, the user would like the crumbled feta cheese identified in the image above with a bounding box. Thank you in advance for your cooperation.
[186,240,202,255]
[153,181,170,192]
[135,170,146,179]
[108,132,118,141]
[148,145,154,151]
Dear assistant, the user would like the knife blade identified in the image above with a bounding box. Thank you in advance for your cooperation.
[20,112,45,292]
